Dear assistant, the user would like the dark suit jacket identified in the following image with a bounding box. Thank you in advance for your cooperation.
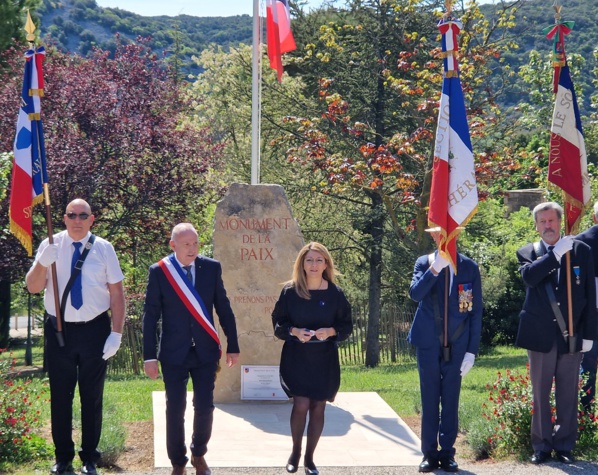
[576,224,598,272]
[516,240,598,352]
[142,255,240,365]
[408,252,482,355]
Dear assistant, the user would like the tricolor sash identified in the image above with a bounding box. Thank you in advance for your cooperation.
[158,255,221,352]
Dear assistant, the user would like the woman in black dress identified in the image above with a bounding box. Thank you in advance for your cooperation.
[272,242,353,475]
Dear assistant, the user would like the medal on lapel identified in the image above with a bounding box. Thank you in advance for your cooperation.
[458,283,473,313]
[573,266,581,285]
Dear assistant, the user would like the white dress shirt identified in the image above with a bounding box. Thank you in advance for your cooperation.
[35,230,124,322]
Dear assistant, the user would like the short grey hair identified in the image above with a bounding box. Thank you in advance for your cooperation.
[532,202,563,222]
[171,222,198,241]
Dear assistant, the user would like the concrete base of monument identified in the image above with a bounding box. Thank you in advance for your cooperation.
[152,391,422,468]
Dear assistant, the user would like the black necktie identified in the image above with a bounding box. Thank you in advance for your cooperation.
[71,242,83,309]
[547,246,558,285]
[183,265,193,283]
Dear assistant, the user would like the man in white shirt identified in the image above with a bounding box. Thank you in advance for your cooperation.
[26,198,125,475]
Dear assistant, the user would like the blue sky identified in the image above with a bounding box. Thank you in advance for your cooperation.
[95,0,491,18]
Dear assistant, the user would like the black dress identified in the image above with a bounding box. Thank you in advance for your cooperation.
[272,284,353,401]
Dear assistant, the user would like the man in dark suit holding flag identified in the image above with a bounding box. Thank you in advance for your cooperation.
[408,228,482,473]
[516,201,597,465]
[575,201,598,410]
[143,223,240,475]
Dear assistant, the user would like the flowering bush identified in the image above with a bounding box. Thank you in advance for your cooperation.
[483,366,534,458]
[574,374,598,457]
[483,365,598,460]
[0,348,51,463]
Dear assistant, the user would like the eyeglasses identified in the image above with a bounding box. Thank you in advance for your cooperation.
[66,212,90,220]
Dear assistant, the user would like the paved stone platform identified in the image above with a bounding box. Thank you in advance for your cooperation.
[152,392,422,468]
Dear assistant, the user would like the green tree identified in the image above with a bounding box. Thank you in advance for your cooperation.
[276,0,525,365]
[0,0,41,53]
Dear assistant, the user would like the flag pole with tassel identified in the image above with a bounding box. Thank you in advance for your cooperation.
[25,12,65,347]
[545,0,591,353]
[428,0,479,361]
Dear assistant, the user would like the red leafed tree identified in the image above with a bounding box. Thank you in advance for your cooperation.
[0,37,225,284]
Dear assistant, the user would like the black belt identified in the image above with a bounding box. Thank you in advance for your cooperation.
[65,311,108,325]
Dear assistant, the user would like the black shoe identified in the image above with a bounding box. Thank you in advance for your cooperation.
[50,462,74,474]
[81,461,97,475]
[555,451,575,464]
[304,462,319,475]
[439,456,459,472]
[286,453,300,473]
[530,451,550,464]
[418,457,438,473]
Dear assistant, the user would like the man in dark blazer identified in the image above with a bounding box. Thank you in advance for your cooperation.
[143,223,240,475]
[408,228,482,473]
[516,201,597,465]
[575,201,598,410]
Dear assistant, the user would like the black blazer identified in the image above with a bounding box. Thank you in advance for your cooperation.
[142,255,240,365]
[516,240,598,352]
[576,224,598,272]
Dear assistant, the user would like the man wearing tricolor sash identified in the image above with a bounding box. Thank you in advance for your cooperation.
[143,223,240,475]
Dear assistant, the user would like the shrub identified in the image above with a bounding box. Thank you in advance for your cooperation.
[480,365,598,460]
[97,399,127,467]
[0,349,52,463]
[483,366,533,459]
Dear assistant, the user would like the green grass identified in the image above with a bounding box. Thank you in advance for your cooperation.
[340,345,528,423]
[9,341,528,426]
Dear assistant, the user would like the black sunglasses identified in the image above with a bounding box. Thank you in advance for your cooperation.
[66,212,90,220]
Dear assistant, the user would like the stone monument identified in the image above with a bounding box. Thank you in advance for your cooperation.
[213,183,304,402]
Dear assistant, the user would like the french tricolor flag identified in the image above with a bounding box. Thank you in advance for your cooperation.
[266,0,296,82]
[428,16,478,273]
[9,46,47,256]
[548,63,590,233]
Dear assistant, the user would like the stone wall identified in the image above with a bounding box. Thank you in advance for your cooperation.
[504,189,546,215]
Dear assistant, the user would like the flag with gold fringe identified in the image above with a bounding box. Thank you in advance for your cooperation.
[545,18,590,233]
[427,14,478,273]
[9,45,47,256]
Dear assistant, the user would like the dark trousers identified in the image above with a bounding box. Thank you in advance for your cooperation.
[416,344,464,460]
[581,341,598,409]
[528,343,582,453]
[45,313,110,464]
[161,349,218,466]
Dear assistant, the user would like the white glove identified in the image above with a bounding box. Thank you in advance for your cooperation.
[38,244,59,267]
[552,235,574,261]
[581,339,594,353]
[431,254,450,274]
[460,352,475,377]
[102,332,122,360]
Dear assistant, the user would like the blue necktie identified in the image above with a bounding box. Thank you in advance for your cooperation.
[71,242,83,309]
[183,265,193,283]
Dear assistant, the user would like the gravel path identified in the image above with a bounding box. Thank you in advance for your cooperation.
[100,459,598,475]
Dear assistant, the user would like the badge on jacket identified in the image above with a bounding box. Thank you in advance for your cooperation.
[458,283,473,312]
[574,266,580,285]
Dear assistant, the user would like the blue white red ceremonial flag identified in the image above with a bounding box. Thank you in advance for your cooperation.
[9,46,48,256]
[547,63,590,234]
[266,0,296,82]
[428,16,478,273]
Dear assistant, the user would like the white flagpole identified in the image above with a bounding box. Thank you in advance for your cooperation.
[251,0,262,185]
